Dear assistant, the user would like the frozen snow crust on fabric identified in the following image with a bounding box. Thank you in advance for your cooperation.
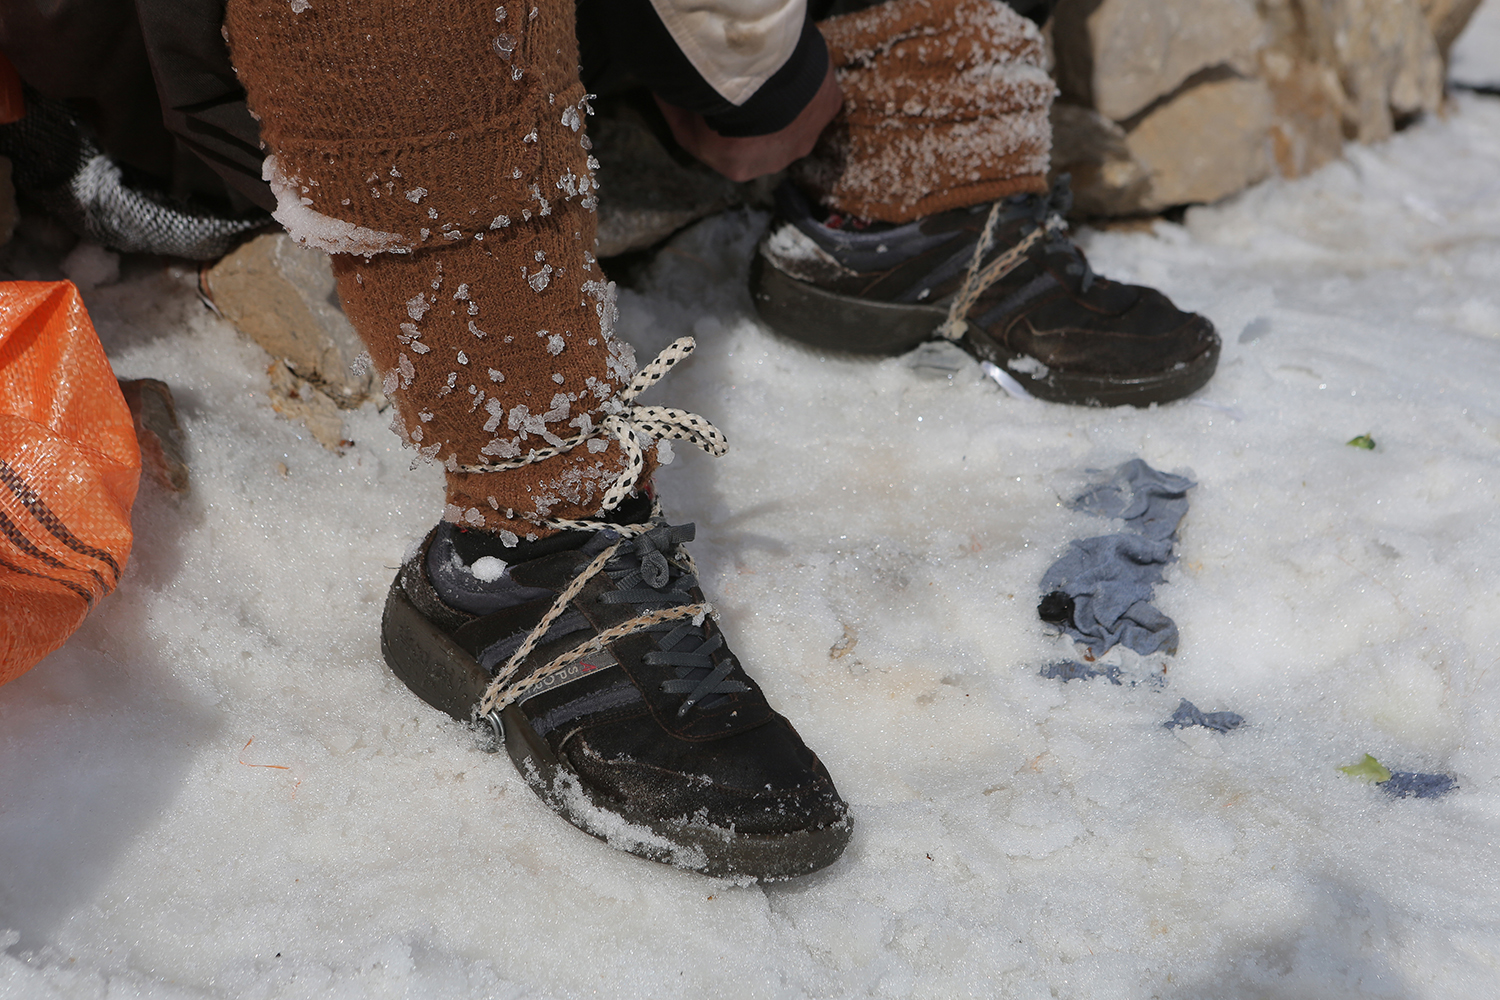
[381,498,852,879]
[793,0,1056,223]
[225,0,654,537]
[326,239,652,537]
[224,0,596,248]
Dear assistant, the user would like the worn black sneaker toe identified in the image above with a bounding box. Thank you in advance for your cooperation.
[381,514,852,880]
[966,278,1220,406]
[752,179,1220,407]
[562,714,848,836]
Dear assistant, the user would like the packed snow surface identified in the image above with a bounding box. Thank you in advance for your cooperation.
[5,32,1500,1000]
[1452,0,1500,90]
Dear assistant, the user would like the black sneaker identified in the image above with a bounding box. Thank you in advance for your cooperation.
[380,494,852,879]
[750,180,1220,407]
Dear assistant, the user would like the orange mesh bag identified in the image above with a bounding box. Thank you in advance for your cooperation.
[0,281,140,685]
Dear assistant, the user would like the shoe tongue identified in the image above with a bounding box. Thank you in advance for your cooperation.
[428,523,558,616]
[451,523,587,565]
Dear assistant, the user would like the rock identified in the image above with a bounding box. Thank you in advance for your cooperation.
[1049,103,1149,216]
[1332,0,1446,141]
[1124,76,1275,211]
[264,361,352,453]
[117,378,190,494]
[1052,0,1469,215]
[1416,0,1486,57]
[1053,0,1263,122]
[1058,75,1276,215]
[204,231,383,449]
[1259,47,1347,179]
[1297,0,1444,142]
[591,101,771,258]
[203,231,379,410]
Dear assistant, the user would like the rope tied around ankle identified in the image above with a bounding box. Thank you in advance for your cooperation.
[458,336,727,526]
[936,202,1068,342]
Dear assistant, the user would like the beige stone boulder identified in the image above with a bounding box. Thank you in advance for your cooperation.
[1051,0,1462,215]
[1054,0,1263,122]
[1123,76,1275,211]
[1416,0,1486,56]
[1049,103,1149,216]
[1297,0,1445,143]
[1258,47,1348,179]
[204,231,383,450]
[1053,76,1280,214]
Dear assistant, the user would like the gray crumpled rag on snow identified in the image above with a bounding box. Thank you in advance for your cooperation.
[1163,699,1244,733]
[1040,459,1195,656]
[1381,771,1458,799]
[1039,660,1124,685]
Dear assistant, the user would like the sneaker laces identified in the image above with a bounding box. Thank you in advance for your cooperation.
[473,505,746,727]
[606,522,749,714]
[468,336,740,727]
[935,185,1073,342]
[456,336,727,526]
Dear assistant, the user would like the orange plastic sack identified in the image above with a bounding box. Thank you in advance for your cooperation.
[1,281,140,685]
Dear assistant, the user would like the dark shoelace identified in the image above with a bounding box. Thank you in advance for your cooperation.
[598,522,748,716]
[474,512,744,727]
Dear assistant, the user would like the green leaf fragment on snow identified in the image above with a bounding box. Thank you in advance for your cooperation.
[1347,434,1376,450]
[1340,754,1391,783]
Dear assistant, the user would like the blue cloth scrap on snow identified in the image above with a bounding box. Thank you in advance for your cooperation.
[1039,661,1124,685]
[1380,771,1458,799]
[1039,459,1195,656]
[1040,534,1179,655]
[1070,458,1195,542]
[1163,699,1244,733]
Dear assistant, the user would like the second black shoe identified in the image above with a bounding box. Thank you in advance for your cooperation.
[750,180,1220,407]
[380,496,852,880]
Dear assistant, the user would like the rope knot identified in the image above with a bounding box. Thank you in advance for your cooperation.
[458,336,728,524]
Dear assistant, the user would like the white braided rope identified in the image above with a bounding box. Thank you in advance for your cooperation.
[935,204,1062,342]
[473,529,709,719]
[478,600,710,719]
[458,336,728,527]
[482,541,619,713]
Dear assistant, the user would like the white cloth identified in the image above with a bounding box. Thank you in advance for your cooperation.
[647,0,807,105]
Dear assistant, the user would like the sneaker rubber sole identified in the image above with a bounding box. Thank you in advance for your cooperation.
[750,252,944,356]
[750,252,1220,407]
[381,578,853,880]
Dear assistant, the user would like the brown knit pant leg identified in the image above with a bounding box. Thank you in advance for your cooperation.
[224,0,650,540]
[794,0,1059,224]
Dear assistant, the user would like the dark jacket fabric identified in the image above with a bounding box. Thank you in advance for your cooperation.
[0,0,269,210]
[2,0,830,208]
[1,0,1046,213]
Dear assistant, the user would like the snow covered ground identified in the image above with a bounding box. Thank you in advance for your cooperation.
[4,11,1500,998]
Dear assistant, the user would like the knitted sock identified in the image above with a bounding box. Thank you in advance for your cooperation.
[793,0,1058,224]
[224,0,652,539]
